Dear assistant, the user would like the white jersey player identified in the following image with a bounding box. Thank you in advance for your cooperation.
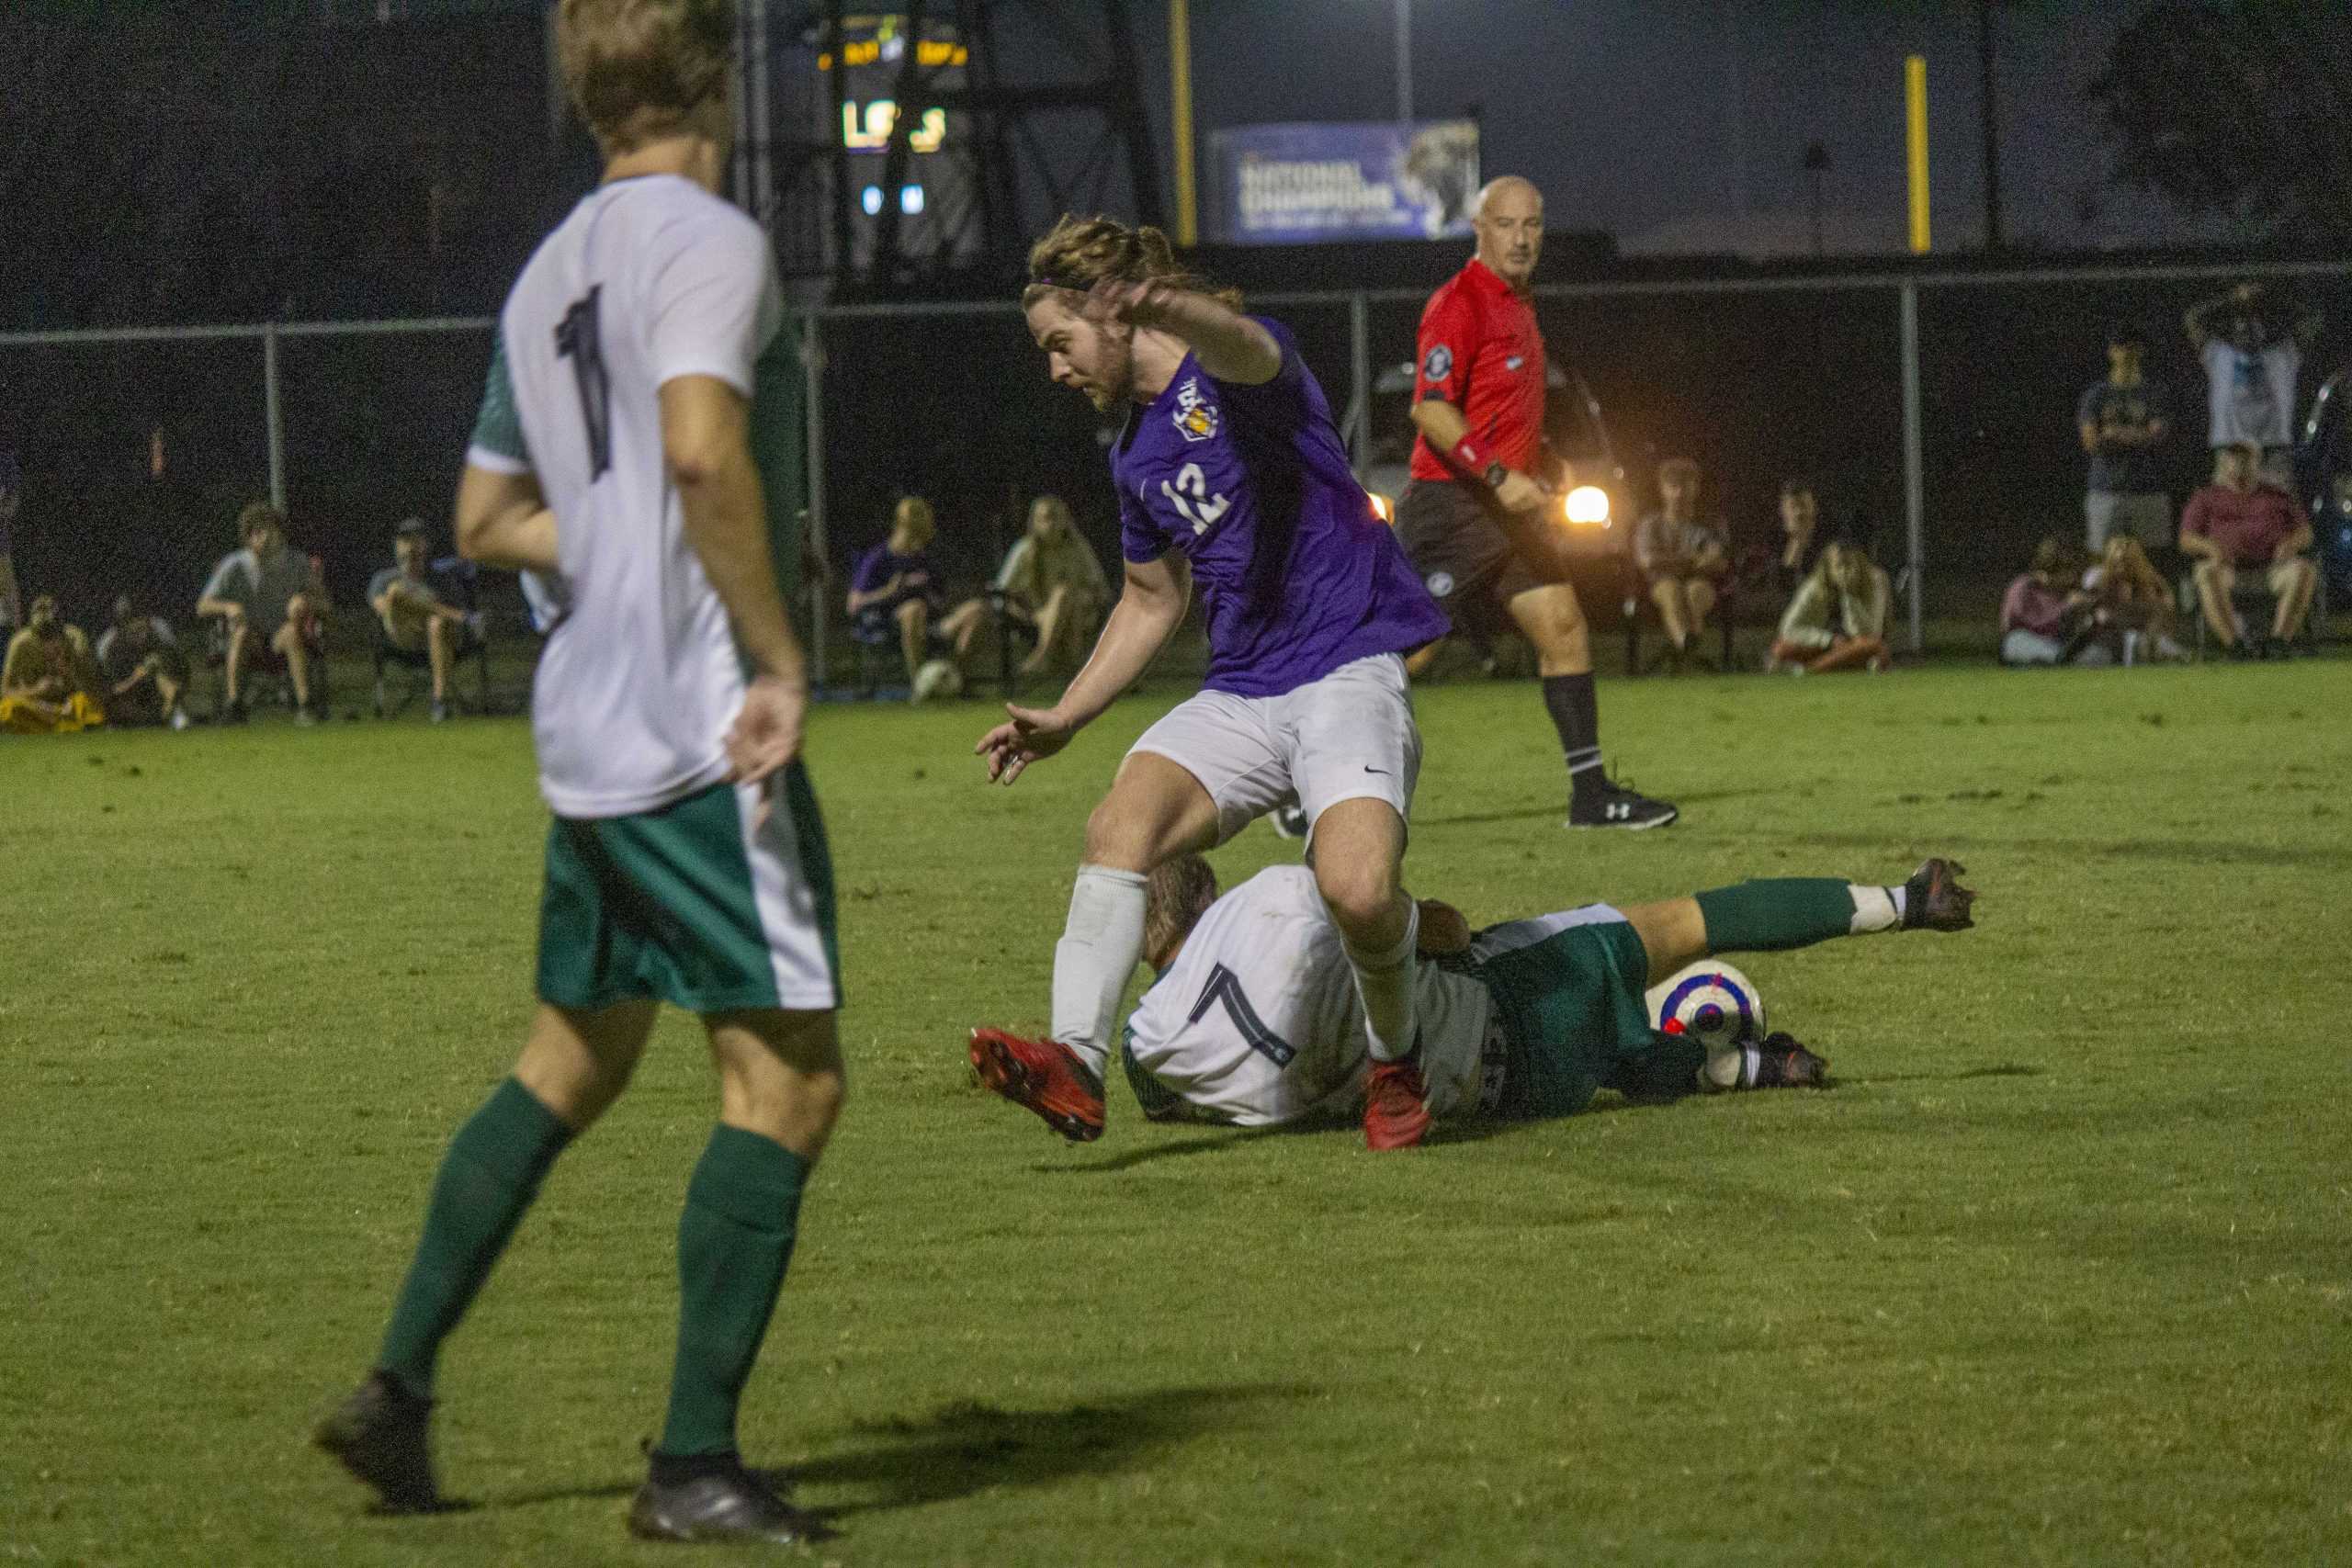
[319,4,841,1546]
[1050,853,1980,1136]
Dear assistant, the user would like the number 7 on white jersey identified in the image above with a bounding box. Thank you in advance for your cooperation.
[1160,462,1231,536]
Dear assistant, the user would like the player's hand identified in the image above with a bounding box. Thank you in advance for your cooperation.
[976,703,1079,785]
[1493,470,1548,516]
[1416,899,1473,957]
[1078,276,1172,331]
[725,672,807,794]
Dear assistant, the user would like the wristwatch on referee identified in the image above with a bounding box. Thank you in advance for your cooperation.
[1481,461,1509,491]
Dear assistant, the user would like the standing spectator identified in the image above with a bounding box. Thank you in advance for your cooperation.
[943,494,1113,680]
[2086,536,2186,663]
[1772,478,1826,600]
[369,518,478,723]
[197,501,329,722]
[1771,536,1891,674]
[2179,441,2320,657]
[1,594,106,733]
[2077,325,2174,552]
[2185,282,2320,484]
[1998,536,2103,666]
[844,495,945,690]
[96,594,191,728]
[1632,457,1730,668]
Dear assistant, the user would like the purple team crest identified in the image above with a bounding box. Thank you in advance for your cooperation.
[1171,377,1221,442]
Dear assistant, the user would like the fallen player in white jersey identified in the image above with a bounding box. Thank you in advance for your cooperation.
[976,853,1976,1143]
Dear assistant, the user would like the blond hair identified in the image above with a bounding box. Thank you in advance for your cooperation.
[1023,214,1242,312]
[1143,853,1220,964]
[2101,536,2166,604]
[558,0,733,153]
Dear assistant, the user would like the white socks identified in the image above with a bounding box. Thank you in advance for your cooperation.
[1849,884,1905,935]
[1048,865,1148,1077]
[1342,897,1420,1064]
[1702,1045,1760,1091]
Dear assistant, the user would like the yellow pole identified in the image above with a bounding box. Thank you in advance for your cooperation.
[1905,54,1930,254]
[1170,0,1198,246]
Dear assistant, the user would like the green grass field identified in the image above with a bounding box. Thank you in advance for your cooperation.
[4,658,2348,1566]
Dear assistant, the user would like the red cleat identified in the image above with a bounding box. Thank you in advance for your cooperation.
[1363,1053,1431,1150]
[968,1028,1106,1143]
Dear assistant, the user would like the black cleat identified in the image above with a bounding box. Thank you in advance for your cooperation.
[313,1371,443,1515]
[1567,779,1679,831]
[1903,858,1977,931]
[1752,1032,1830,1089]
[628,1456,831,1545]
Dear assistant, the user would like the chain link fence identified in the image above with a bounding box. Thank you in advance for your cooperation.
[6,258,2345,687]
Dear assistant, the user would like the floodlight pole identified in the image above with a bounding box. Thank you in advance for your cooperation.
[801,310,831,686]
[1349,290,1372,468]
[1393,0,1412,123]
[264,323,286,513]
[1900,281,1924,653]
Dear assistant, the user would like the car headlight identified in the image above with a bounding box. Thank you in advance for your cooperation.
[1562,485,1610,525]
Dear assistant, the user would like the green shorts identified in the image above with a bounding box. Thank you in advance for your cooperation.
[536,768,840,1015]
[1457,905,1703,1118]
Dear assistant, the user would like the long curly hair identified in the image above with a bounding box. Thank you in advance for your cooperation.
[1023,214,1243,312]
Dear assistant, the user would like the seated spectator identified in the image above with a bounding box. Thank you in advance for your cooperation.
[1,594,106,733]
[96,594,190,728]
[369,517,478,722]
[2085,536,2186,663]
[942,495,1113,680]
[1999,536,2103,666]
[1771,535,1891,674]
[2179,440,2320,657]
[2314,470,2352,604]
[845,496,947,693]
[1633,457,1731,667]
[1773,478,1826,599]
[198,501,330,722]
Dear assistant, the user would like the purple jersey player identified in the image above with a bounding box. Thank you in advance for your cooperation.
[971,214,1450,1151]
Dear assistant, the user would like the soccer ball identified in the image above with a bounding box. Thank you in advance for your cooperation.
[911,658,964,702]
[1645,961,1765,1053]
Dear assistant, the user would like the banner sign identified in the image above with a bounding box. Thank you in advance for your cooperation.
[1208,120,1480,245]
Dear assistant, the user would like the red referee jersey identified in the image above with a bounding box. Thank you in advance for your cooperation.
[1408,256,1546,481]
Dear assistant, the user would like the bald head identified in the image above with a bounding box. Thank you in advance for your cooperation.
[1476,176,1542,220]
[1472,175,1544,288]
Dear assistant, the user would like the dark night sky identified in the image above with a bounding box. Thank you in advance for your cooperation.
[1129,0,2208,255]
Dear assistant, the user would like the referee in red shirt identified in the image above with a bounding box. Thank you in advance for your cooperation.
[1394,175,1677,829]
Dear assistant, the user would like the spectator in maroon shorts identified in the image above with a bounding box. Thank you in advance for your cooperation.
[2179,440,2319,657]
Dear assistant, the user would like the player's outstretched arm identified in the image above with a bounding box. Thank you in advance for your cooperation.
[454,465,558,573]
[662,374,809,784]
[1087,280,1281,386]
[977,553,1188,784]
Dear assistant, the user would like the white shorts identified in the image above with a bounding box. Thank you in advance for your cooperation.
[1128,653,1421,845]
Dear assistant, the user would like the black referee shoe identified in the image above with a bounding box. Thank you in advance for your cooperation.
[1566,779,1679,830]
[313,1371,443,1515]
[628,1454,831,1545]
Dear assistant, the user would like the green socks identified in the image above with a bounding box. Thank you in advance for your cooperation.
[1694,877,1875,953]
[377,1077,573,1396]
[655,1124,810,1460]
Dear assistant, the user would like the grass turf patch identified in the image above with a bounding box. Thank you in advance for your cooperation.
[2,657,2347,1565]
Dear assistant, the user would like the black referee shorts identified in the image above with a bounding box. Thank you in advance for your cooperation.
[1393,479,1568,636]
